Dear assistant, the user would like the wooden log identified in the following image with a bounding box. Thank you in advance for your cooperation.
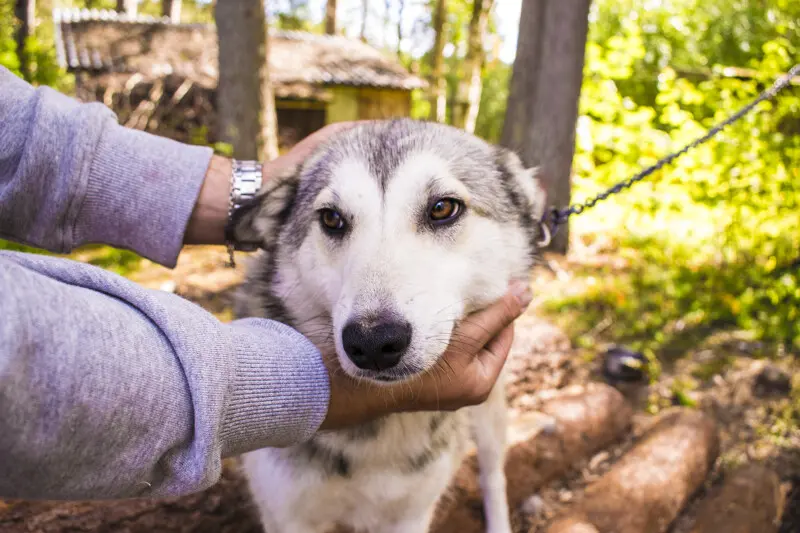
[688,463,783,533]
[546,518,600,533]
[432,383,633,533]
[0,460,263,533]
[545,408,720,533]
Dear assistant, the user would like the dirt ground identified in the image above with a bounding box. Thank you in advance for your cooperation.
[3,247,799,533]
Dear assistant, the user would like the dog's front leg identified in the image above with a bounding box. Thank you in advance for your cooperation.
[468,374,512,533]
[248,493,320,533]
[375,507,436,533]
[259,518,318,533]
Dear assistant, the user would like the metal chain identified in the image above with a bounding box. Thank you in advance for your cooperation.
[542,63,800,239]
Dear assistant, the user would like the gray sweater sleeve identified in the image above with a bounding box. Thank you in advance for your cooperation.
[0,66,210,267]
[0,68,331,499]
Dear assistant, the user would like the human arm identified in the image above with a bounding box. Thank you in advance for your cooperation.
[0,66,531,500]
[0,66,358,266]
[0,67,213,267]
[0,250,530,500]
[0,251,330,500]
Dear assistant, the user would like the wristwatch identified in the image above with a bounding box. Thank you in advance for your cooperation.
[225,159,263,267]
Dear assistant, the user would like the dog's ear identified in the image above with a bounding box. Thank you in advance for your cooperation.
[228,165,301,250]
[494,147,547,223]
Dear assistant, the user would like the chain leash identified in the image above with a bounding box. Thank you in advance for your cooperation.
[539,63,800,244]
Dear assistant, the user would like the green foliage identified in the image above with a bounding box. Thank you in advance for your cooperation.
[541,0,800,358]
[76,245,144,276]
[0,240,48,255]
[670,379,698,408]
[269,0,322,32]
[0,0,74,90]
[410,83,431,120]
[473,59,509,142]
[0,0,21,75]
[0,239,143,276]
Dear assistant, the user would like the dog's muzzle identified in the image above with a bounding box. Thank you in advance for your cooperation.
[341,319,412,371]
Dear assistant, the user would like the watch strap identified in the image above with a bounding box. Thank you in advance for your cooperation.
[225,159,263,267]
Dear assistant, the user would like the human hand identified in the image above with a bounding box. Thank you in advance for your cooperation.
[184,122,361,245]
[320,281,533,430]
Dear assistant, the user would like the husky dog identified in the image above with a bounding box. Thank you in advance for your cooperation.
[231,119,546,533]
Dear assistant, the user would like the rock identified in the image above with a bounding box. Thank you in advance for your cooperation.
[688,463,783,533]
[159,280,177,293]
[547,518,601,533]
[558,490,574,503]
[520,494,546,517]
[753,365,792,398]
[588,451,610,471]
[544,408,720,533]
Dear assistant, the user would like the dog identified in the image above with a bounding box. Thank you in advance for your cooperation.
[231,119,547,533]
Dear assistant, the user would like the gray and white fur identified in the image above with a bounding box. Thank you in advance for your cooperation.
[232,119,546,533]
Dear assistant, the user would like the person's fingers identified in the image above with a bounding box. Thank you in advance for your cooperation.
[288,121,364,158]
[481,323,515,369]
[447,281,531,356]
[296,121,354,146]
[466,323,515,402]
[263,122,365,180]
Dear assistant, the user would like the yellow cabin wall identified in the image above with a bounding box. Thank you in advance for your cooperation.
[326,87,360,123]
[356,88,411,120]
[325,87,412,124]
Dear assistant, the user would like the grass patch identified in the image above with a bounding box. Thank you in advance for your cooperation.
[691,353,734,382]
[540,231,799,372]
[1,240,143,277]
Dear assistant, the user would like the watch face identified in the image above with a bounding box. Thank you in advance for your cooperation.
[228,161,264,250]
[233,161,263,201]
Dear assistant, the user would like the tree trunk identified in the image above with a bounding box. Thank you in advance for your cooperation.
[428,0,447,123]
[163,0,181,22]
[324,0,337,35]
[14,0,35,81]
[216,0,279,161]
[501,0,591,254]
[452,0,493,132]
[383,0,392,48]
[397,0,405,55]
[116,0,137,17]
[359,0,368,42]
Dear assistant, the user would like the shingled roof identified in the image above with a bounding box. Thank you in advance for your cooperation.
[53,8,426,98]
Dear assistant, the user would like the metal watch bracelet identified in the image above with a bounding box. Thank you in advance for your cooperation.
[225,159,263,267]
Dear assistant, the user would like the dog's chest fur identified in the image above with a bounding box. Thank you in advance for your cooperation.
[299,411,468,476]
[242,410,470,531]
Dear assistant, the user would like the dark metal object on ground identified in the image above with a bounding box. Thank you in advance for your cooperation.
[602,346,648,384]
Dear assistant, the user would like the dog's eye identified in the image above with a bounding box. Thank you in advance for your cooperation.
[320,209,347,233]
[429,199,463,224]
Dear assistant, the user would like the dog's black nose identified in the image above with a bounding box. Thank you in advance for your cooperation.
[341,320,412,371]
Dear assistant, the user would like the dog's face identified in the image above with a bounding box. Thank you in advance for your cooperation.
[234,120,546,383]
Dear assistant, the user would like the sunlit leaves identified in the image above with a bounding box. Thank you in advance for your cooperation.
[550,0,800,353]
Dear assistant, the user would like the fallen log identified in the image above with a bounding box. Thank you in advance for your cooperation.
[544,408,720,533]
[0,460,262,533]
[546,517,600,533]
[688,463,783,533]
[432,383,633,533]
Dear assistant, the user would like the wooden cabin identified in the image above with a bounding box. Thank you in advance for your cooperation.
[53,8,427,149]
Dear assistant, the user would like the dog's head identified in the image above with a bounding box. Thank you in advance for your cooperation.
[234,120,546,383]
